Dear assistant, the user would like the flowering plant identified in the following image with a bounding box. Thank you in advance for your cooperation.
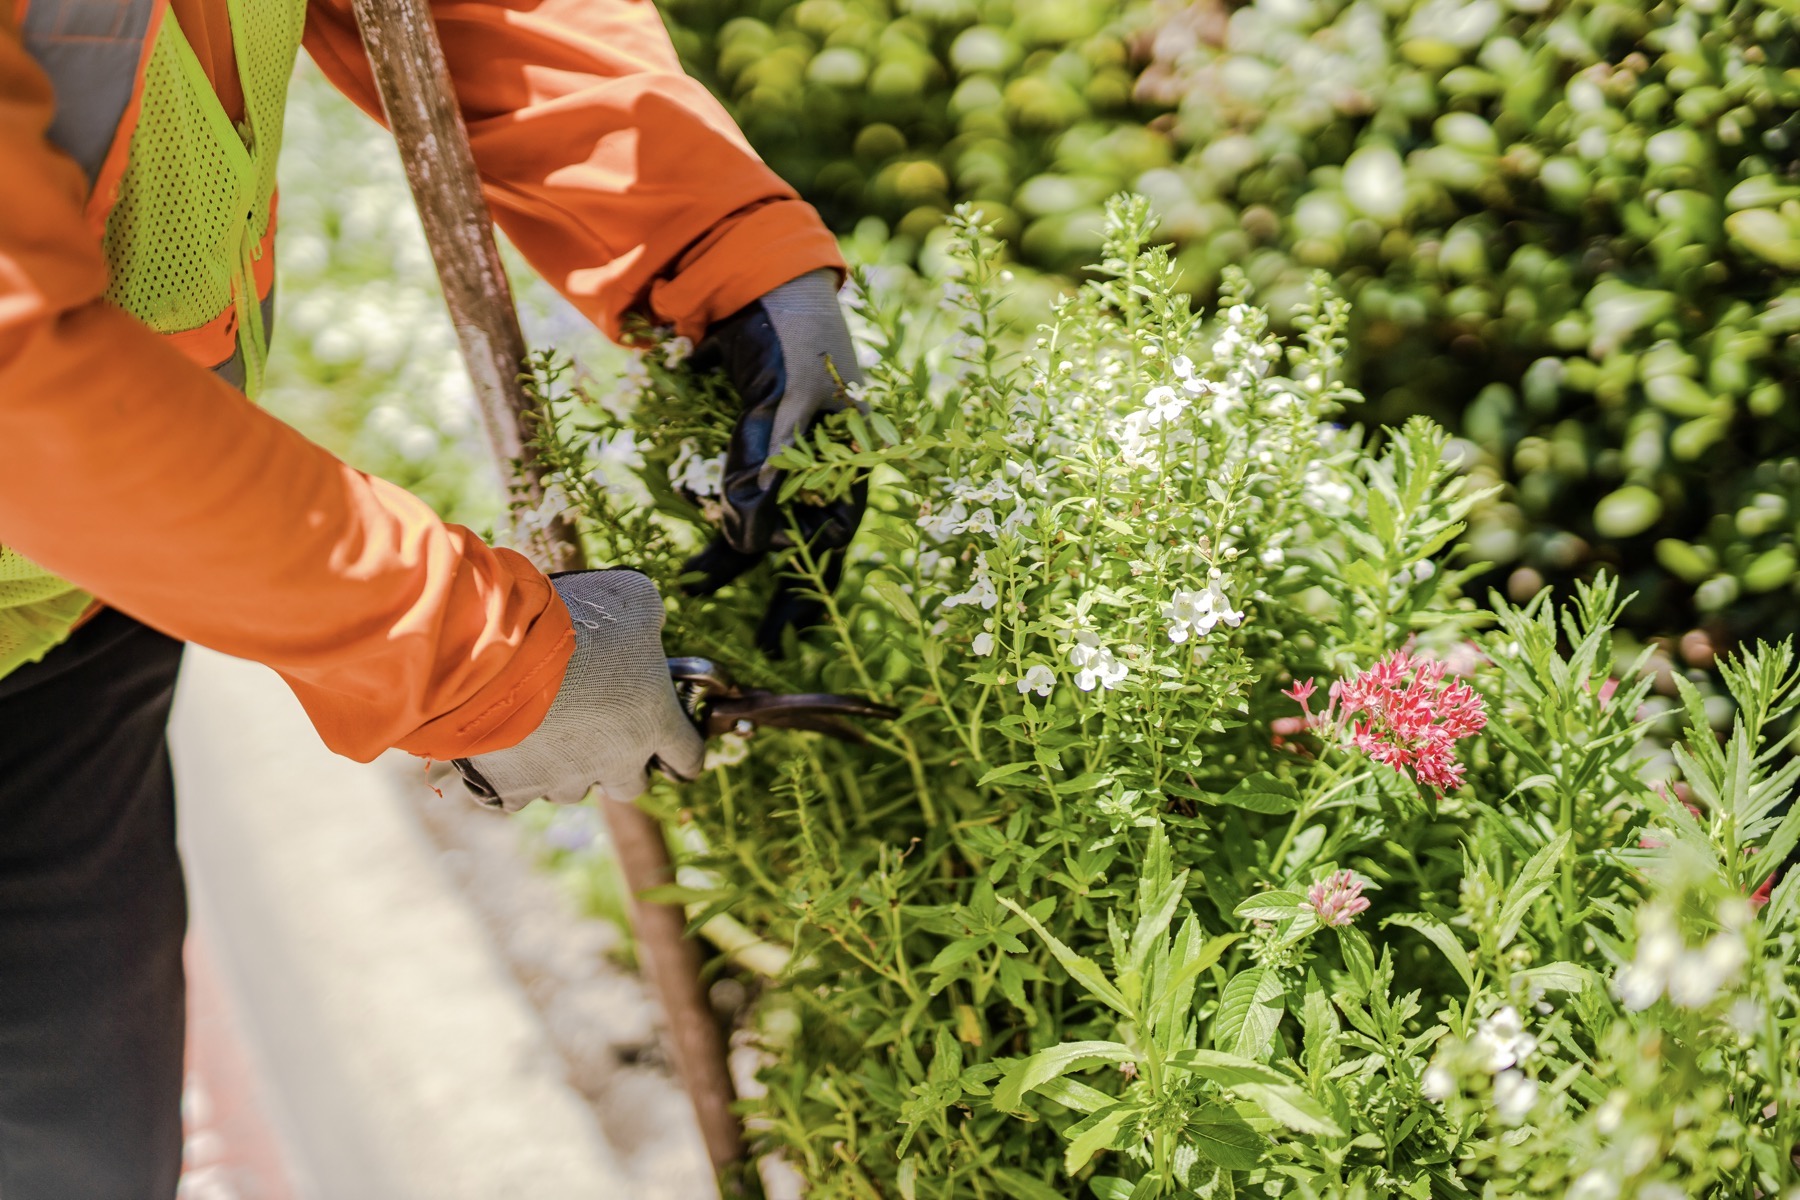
[532,199,1800,1198]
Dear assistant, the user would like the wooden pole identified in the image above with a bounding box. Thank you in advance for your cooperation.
[344,0,749,1186]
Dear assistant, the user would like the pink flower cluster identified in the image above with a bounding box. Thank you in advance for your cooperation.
[1283,648,1487,791]
[1307,870,1370,927]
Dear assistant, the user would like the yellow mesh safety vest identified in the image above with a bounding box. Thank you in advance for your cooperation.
[0,0,306,678]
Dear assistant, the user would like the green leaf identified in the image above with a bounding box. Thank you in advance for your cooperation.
[1516,961,1597,995]
[1234,890,1306,923]
[866,571,921,625]
[1213,968,1286,1060]
[1036,1076,1116,1115]
[1000,897,1134,1018]
[1384,913,1475,990]
[1237,1082,1344,1137]
[637,882,734,906]
[990,1167,1071,1200]
[1189,1105,1264,1170]
[978,762,1037,788]
[1215,772,1302,814]
[1496,831,1570,949]
[1168,1048,1287,1088]
[1064,1103,1138,1175]
[1336,926,1376,991]
[1300,970,1340,1079]
[992,1041,1134,1114]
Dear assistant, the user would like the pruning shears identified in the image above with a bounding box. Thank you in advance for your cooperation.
[668,657,899,745]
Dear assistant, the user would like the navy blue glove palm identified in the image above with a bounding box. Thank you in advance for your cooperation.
[683,269,866,653]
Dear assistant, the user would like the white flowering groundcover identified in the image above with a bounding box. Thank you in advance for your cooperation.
[532,200,1800,1199]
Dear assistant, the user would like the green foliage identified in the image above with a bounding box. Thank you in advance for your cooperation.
[656,0,1162,265]
[1129,0,1800,646]
[535,200,1800,1197]
[661,0,1799,646]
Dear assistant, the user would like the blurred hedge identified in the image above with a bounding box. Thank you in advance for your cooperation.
[1133,0,1800,646]
[656,0,1169,266]
[660,0,1800,645]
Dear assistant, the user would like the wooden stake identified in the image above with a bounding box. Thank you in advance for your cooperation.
[345,0,748,1186]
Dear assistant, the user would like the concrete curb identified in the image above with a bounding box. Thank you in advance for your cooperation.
[170,648,630,1200]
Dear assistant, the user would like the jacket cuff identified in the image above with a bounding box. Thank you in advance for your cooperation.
[649,199,847,342]
[395,579,577,761]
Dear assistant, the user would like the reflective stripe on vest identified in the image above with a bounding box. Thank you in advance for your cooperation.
[0,0,304,679]
[19,0,161,207]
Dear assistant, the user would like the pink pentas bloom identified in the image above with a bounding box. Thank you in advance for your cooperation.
[1289,648,1487,792]
[1307,870,1370,927]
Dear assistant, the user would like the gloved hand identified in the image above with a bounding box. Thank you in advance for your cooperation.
[452,570,706,813]
[683,268,866,653]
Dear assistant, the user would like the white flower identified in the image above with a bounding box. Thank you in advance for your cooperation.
[669,438,725,499]
[1636,1184,1684,1200]
[1666,931,1747,1008]
[971,632,996,657]
[1017,665,1055,697]
[1171,353,1208,394]
[661,335,694,368]
[956,507,999,538]
[1594,1090,1628,1134]
[1491,1069,1537,1124]
[1567,1168,1620,1200]
[1728,997,1765,1038]
[1614,905,1745,1011]
[1471,1006,1537,1073]
[704,733,751,770]
[1117,410,1160,469]
[919,499,968,541]
[1421,1063,1455,1101]
[1163,577,1246,644]
[943,567,999,611]
[1068,632,1128,692]
[1142,385,1190,427]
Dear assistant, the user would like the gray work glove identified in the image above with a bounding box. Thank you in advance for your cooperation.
[681,268,867,654]
[452,570,706,813]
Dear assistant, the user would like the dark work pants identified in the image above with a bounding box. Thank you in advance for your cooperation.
[0,609,187,1198]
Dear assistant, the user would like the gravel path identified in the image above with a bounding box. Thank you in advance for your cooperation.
[406,771,715,1200]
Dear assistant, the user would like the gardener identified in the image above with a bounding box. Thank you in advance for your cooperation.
[0,1,861,1194]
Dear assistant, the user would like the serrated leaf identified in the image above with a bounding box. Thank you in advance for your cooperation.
[1000,897,1134,1017]
[992,1041,1133,1114]
[1496,831,1569,949]
[1168,1048,1287,1088]
[1237,1082,1344,1137]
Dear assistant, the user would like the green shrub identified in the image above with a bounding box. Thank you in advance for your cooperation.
[1131,0,1800,646]
[534,200,1800,1198]
[657,0,1161,265]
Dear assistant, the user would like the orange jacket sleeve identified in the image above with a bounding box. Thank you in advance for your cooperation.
[0,11,572,763]
[300,0,846,341]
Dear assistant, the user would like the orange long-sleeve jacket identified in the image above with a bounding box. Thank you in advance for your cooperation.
[0,0,842,761]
